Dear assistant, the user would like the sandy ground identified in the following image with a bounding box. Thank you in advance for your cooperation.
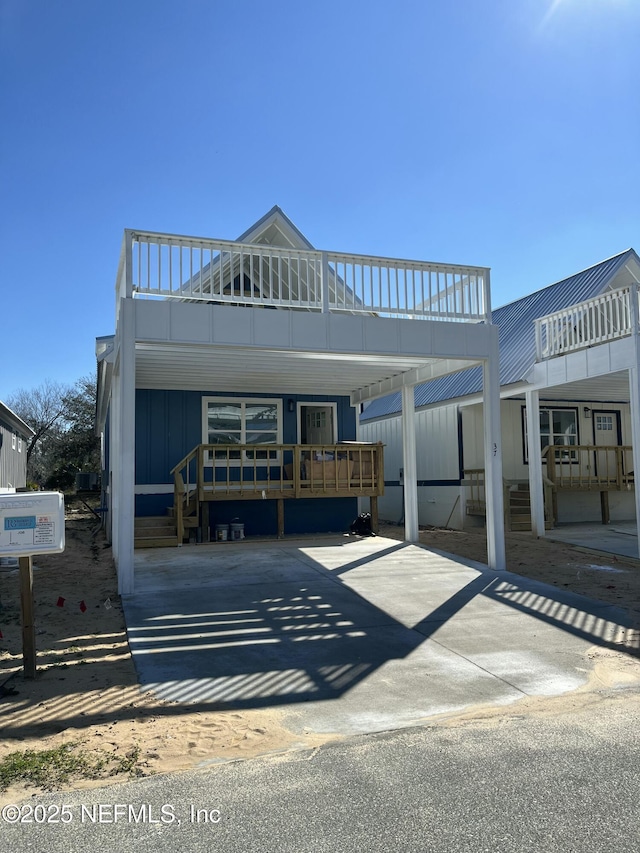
[1,503,639,803]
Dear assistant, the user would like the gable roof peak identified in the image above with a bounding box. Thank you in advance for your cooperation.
[235,206,315,250]
[555,247,636,283]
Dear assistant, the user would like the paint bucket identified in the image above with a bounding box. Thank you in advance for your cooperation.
[214,524,229,542]
[229,521,245,541]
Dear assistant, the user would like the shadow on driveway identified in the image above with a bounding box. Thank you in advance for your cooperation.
[123,538,639,723]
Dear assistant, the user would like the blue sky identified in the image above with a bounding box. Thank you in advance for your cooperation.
[1,0,639,396]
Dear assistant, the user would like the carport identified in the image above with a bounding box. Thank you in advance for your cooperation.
[123,536,636,736]
[97,216,507,594]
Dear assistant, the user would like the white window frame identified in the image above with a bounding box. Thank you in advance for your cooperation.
[18,437,22,452]
[202,396,283,465]
[12,432,16,450]
[522,405,579,463]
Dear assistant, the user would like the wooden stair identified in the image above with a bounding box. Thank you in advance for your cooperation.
[134,515,179,548]
[166,503,199,543]
[508,484,532,531]
[507,484,553,532]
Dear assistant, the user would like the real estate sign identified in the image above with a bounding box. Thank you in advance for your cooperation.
[0,492,65,557]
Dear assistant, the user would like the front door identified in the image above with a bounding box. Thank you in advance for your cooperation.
[299,405,336,445]
[592,409,622,482]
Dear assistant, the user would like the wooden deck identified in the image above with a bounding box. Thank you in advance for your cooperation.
[464,444,633,530]
[170,442,384,543]
[544,444,634,524]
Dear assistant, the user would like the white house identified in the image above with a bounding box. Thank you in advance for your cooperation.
[361,249,640,551]
[0,401,34,493]
[95,206,506,594]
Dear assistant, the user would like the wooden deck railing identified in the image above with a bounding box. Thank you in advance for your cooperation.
[463,469,487,517]
[463,468,554,532]
[543,444,634,491]
[463,447,634,531]
[170,442,384,542]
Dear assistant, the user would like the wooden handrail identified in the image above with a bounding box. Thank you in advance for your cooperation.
[170,447,199,476]
[174,471,185,543]
[545,444,633,490]
[170,443,385,542]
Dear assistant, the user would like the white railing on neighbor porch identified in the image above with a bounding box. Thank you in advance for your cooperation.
[115,230,490,322]
[535,286,637,360]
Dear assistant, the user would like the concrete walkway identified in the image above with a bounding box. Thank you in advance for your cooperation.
[123,536,637,737]
[548,522,639,560]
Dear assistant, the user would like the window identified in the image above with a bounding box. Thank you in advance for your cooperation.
[595,414,614,432]
[310,411,326,430]
[12,432,16,450]
[541,409,577,455]
[203,397,282,462]
[523,406,578,462]
[18,437,22,453]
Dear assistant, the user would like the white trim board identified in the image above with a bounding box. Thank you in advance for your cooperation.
[135,484,173,495]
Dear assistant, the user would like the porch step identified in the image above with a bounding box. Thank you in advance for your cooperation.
[507,486,553,532]
[134,515,178,549]
[135,526,178,538]
[135,515,174,529]
[134,535,180,549]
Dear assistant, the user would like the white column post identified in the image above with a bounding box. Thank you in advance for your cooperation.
[402,384,419,542]
[111,356,121,565]
[114,297,136,594]
[124,230,134,298]
[353,403,364,516]
[321,251,330,313]
[482,329,506,571]
[628,369,640,559]
[525,389,546,538]
[629,284,640,558]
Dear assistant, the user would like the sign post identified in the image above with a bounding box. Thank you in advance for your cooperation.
[19,555,36,679]
[0,492,65,679]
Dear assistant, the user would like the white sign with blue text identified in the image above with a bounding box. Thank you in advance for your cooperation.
[0,492,65,556]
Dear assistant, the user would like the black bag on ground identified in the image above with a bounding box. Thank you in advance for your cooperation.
[350,512,376,536]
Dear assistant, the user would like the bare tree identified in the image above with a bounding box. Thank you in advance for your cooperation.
[6,379,70,466]
[6,375,101,489]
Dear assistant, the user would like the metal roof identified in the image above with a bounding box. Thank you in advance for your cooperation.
[0,400,35,438]
[361,249,640,421]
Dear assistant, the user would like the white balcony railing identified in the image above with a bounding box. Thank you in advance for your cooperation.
[116,230,490,323]
[535,286,636,360]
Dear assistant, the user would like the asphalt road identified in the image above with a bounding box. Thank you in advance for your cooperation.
[4,686,640,853]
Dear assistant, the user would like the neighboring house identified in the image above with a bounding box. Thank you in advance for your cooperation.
[361,249,640,549]
[95,206,506,593]
[0,401,34,492]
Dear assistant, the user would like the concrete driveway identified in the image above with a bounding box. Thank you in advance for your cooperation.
[123,536,637,737]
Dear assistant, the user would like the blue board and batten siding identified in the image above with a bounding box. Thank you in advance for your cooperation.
[134,390,358,536]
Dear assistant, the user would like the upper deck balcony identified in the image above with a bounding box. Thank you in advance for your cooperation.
[115,229,491,324]
[535,285,638,361]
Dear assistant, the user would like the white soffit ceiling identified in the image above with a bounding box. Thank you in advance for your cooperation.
[133,343,473,397]
[536,371,631,403]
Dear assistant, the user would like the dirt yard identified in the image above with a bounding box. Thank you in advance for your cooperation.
[1,502,639,803]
